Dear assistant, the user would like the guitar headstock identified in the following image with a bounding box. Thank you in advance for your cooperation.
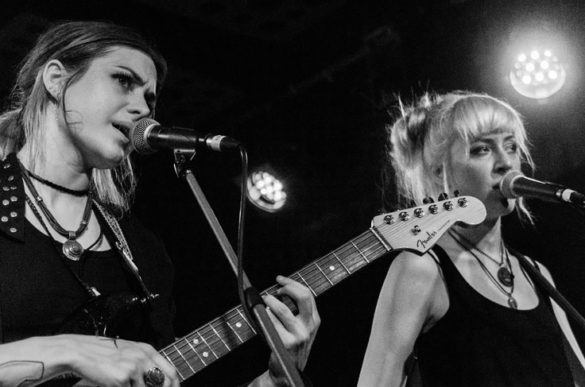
[371,195,486,254]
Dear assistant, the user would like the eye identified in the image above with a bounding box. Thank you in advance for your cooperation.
[113,72,134,89]
[470,144,490,156]
[505,142,518,153]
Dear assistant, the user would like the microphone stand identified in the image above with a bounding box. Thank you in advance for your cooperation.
[173,149,305,387]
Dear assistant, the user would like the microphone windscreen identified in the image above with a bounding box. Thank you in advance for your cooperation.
[131,118,159,154]
[499,170,523,198]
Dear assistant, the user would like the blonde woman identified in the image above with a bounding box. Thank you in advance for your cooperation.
[359,92,584,386]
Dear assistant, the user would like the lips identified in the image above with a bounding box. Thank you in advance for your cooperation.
[112,122,131,139]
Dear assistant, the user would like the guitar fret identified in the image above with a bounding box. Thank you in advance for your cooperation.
[236,308,256,335]
[301,266,329,295]
[319,255,345,284]
[197,331,219,360]
[370,227,392,251]
[164,351,186,380]
[186,337,207,367]
[351,241,370,263]
[211,324,231,351]
[174,343,196,374]
[296,271,316,297]
[332,251,351,274]
[314,261,333,285]
[226,317,245,344]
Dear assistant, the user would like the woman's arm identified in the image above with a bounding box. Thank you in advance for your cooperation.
[358,251,446,387]
[0,334,180,386]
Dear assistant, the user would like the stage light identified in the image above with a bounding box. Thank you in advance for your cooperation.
[509,48,566,100]
[500,20,577,102]
[247,170,287,212]
[508,34,567,99]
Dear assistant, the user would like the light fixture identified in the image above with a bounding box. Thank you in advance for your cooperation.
[247,170,287,212]
[509,48,566,99]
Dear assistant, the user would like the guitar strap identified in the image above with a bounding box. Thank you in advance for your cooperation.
[93,202,159,305]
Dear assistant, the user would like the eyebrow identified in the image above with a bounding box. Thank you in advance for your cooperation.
[116,65,157,104]
[472,134,516,144]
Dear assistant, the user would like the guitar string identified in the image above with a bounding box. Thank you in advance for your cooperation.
[175,203,454,368]
[162,207,457,373]
[167,231,383,353]
[164,213,423,375]
[167,249,383,375]
[161,240,383,371]
[163,230,389,366]
[163,232,385,374]
[167,209,451,373]
[161,230,388,371]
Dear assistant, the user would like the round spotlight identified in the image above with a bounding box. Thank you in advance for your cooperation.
[509,48,566,99]
[247,171,286,212]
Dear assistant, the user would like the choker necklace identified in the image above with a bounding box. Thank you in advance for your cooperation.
[23,167,89,197]
[21,163,93,261]
[449,230,517,309]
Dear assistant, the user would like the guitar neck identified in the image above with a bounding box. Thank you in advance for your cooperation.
[159,228,391,381]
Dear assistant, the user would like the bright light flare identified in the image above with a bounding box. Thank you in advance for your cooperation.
[247,170,287,212]
[509,48,566,99]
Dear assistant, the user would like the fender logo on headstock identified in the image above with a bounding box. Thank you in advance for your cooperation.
[416,230,438,250]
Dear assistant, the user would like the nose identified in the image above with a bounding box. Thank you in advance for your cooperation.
[127,92,151,119]
[494,147,514,175]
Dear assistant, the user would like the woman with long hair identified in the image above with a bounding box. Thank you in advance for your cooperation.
[0,21,319,386]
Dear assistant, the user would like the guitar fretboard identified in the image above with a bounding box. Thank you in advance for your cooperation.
[159,228,391,381]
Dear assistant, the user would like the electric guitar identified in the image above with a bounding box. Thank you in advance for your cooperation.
[56,195,486,384]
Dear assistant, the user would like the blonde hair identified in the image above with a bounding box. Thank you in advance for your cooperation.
[0,21,167,216]
[386,91,534,222]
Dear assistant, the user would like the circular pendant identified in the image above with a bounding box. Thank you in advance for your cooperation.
[508,297,518,309]
[62,239,84,261]
[497,267,514,287]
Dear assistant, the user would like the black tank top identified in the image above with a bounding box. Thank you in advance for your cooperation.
[0,219,139,343]
[416,245,574,386]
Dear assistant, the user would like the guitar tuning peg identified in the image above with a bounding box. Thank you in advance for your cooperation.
[438,192,448,201]
[453,190,460,197]
[423,197,435,204]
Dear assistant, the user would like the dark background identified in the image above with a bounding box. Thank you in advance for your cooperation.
[2,0,585,385]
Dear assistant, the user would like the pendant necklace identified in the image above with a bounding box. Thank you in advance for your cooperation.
[496,247,514,287]
[450,229,514,287]
[20,162,93,261]
[449,230,518,309]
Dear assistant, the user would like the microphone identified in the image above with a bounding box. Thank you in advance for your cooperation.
[130,118,241,154]
[499,170,585,206]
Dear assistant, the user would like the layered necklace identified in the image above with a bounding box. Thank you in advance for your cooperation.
[20,162,93,261]
[448,229,517,309]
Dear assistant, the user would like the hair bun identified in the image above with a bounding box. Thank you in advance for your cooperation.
[389,94,436,170]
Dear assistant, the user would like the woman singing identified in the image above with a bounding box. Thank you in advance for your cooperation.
[359,92,584,386]
[0,21,320,386]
